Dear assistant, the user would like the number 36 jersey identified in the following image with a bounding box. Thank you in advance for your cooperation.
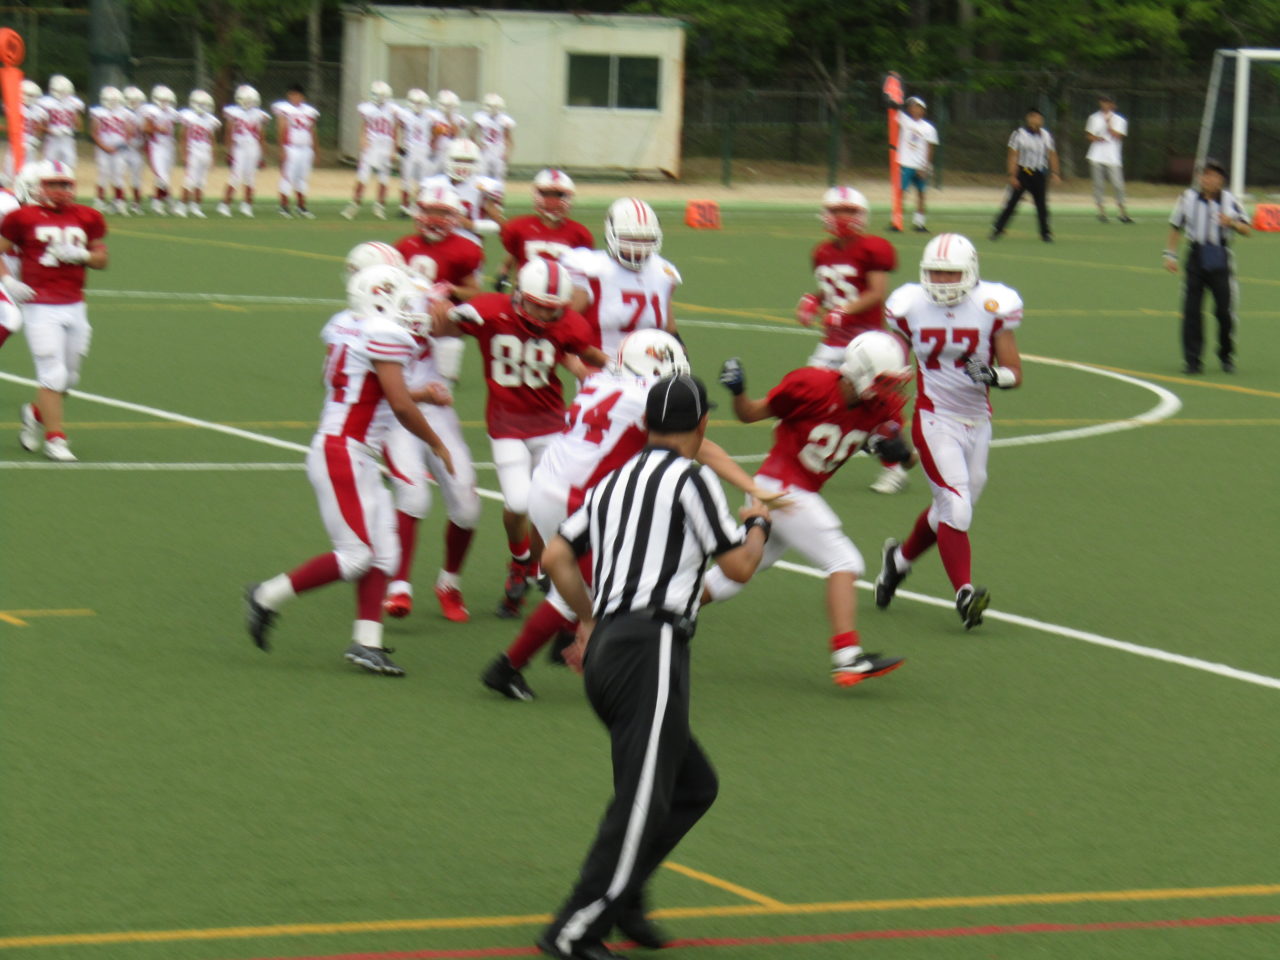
[453,293,595,440]
[886,281,1022,422]
[563,247,681,357]
[0,204,107,305]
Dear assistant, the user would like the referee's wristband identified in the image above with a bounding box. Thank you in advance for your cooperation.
[744,516,771,541]
[1162,249,1178,260]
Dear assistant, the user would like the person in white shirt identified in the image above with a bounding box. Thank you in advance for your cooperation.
[343,81,398,220]
[394,89,438,215]
[121,87,147,215]
[1085,94,1131,224]
[177,90,221,218]
[272,84,320,218]
[219,85,271,217]
[430,89,467,176]
[38,75,84,168]
[470,93,515,182]
[89,87,131,214]
[140,86,180,214]
[897,96,939,233]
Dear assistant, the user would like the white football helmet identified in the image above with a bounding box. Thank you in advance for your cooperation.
[346,264,424,335]
[839,330,912,402]
[49,75,74,99]
[99,86,123,110]
[821,186,869,239]
[20,80,41,107]
[443,138,480,182]
[618,329,690,381]
[436,89,460,111]
[151,85,176,107]
[920,233,980,306]
[345,241,405,278]
[13,162,43,205]
[32,159,76,209]
[123,86,146,109]
[370,80,392,105]
[605,198,662,270]
[533,168,575,222]
[189,90,214,115]
[235,85,261,109]
[406,88,430,110]
[515,258,574,322]
[416,182,465,241]
[482,93,505,114]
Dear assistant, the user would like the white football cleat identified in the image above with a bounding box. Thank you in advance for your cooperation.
[44,437,77,462]
[372,202,386,220]
[130,202,143,216]
[239,202,253,218]
[173,203,188,218]
[296,208,316,220]
[277,206,293,218]
[151,198,167,215]
[189,204,207,219]
[113,200,130,216]
[341,202,358,220]
[216,202,232,217]
[18,403,40,452]
[93,198,108,212]
[870,464,910,495]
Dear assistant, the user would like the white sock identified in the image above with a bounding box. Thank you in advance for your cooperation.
[893,547,911,573]
[913,211,926,226]
[832,645,865,666]
[436,570,460,590]
[353,619,383,648]
[255,573,296,611]
[388,579,412,597]
[957,583,973,598]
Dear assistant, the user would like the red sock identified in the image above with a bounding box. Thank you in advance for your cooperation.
[401,189,410,207]
[132,187,141,203]
[246,188,254,203]
[901,508,938,562]
[114,187,124,201]
[936,524,973,591]
[288,553,343,593]
[356,569,388,622]
[830,630,860,651]
[394,511,418,583]
[31,404,43,423]
[96,186,105,200]
[223,185,234,203]
[443,522,474,575]
[0,328,9,348]
[509,534,531,564]
[377,183,387,203]
[279,192,289,208]
[506,600,575,669]
[44,430,66,442]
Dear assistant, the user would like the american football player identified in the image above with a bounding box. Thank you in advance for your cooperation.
[394,89,439,215]
[497,169,593,291]
[470,93,515,181]
[176,90,220,218]
[272,85,320,218]
[875,233,1024,629]
[120,87,147,214]
[430,89,466,170]
[38,75,83,168]
[140,86,180,214]
[419,138,504,245]
[89,87,131,214]
[343,81,398,220]
[218,85,270,217]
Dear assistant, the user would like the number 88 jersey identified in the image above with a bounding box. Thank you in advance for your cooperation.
[886,281,1022,422]
[0,203,107,305]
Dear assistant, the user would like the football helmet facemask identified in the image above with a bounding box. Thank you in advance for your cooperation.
[533,168,575,222]
[821,186,870,240]
[443,138,480,182]
[406,88,430,111]
[415,183,465,241]
[617,329,689,381]
[34,160,76,209]
[920,233,980,306]
[235,85,261,109]
[151,85,176,107]
[20,80,41,107]
[436,89,461,111]
[99,86,123,110]
[370,81,392,105]
[123,86,146,110]
[605,198,662,271]
[482,93,505,114]
[346,265,424,335]
[189,90,214,115]
[49,75,74,99]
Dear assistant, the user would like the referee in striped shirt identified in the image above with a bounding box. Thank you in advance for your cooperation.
[537,374,770,960]
[1165,159,1251,374]
[991,107,1061,242]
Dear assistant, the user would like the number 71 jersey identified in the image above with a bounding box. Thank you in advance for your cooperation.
[886,281,1022,421]
[563,247,681,357]
[0,203,107,305]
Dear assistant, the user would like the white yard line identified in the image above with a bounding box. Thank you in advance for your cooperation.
[0,461,306,471]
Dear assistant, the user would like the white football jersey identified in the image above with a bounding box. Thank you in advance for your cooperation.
[223,104,270,145]
[273,101,320,147]
[37,95,84,137]
[395,105,438,155]
[178,109,221,150]
[124,107,145,149]
[317,310,416,447]
[563,248,683,358]
[536,370,652,491]
[20,103,47,151]
[140,103,179,142]
[90,105,132,148]
[421,173,504,243]
[357,101,398,146]
[897,114,939,170]
[886,280,1023,422]
[472,110,515,155]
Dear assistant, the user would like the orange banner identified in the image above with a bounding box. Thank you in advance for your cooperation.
[0,28,27,173]
[883,72,904,232]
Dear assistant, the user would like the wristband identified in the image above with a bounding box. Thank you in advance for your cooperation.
[994,366,1017,389]
[744,516,771,540]
[1162,249,1177,260]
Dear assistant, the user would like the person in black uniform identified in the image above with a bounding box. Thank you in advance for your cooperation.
[991,107,1061,242]
[536,375,771,960]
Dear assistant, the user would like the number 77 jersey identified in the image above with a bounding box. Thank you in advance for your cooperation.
[885,280,1022,421]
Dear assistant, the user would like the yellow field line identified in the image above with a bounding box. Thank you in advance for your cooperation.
[673,300,793,324]
[662,860,785,907]
[2,882,1277,950]
[1081,362,1280,400]
[109,228,344,263]
[0,609,95,627]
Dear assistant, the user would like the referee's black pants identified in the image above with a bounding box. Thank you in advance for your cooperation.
[544,615,719,955]
[993,168,1051,238]
[1181,248,1235,368]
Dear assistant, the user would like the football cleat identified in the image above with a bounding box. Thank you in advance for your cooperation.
[173,203,188,218]
[495,560,532,618]
[43,437,77,462]
[189,204,207,219]
[869,463,909,495]
[956,585,990,630]
[372,201,386,220]
[18,403,40,452]
[344,643,405,676]
[151,198,167,215]
[112,200,128,216]
[130,203,143,216]
[277,206,293,219]
[297,208,316,220]
[481,654,535,701]
[874,538,908,609]
[341,202,358,220]
[616,899,669,950]
[239,202,253,218]
[243,583,278,651]
[434,584,470,623]
[216,202,232,217]
[383,591,413,619]
[832,649,905,687]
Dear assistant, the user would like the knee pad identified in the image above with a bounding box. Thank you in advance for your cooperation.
[702,566,744,603]
[335,543,374,581]
[35,355,69,393]
[392,473,431,519]
[938,492,973,532]
[433,337,466,381]
[821,537,865,578]
[450,489,482,530]
[371,540,400,577]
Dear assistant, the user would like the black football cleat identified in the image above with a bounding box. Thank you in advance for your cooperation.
[243,583,278,651]
[343,643,406,676]
[616,904,669,949]
[874,538,909,609]
[482,653,535,701]
[956,585,990,630]
[537,934,628,960]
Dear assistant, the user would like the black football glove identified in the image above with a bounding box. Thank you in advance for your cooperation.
[494,272,511,294]
[719,357,746,396]
[864,423,911,464]
[964,357,997,385]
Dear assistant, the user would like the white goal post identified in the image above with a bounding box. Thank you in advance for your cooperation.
[1196,47,1280,196]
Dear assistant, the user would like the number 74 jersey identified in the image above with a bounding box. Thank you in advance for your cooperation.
[886,280,1023,422]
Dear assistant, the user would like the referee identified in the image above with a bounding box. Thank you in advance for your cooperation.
[991,107,1061,242]
[537,374,770,960]
[1165,159,1251,374]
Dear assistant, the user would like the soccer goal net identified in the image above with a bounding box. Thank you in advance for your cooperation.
[1195,48,1280,196]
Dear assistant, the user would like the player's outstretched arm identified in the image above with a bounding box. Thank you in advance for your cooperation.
[695,438,790,508]
[374,360,456,475]
[718,358,772,423]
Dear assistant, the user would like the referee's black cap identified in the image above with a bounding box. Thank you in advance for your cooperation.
[1203,157,1228,176]
[646,375,715,432]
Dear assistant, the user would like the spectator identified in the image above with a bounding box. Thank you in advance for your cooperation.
[1085,94,1131,223]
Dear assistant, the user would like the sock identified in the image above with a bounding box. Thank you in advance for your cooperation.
[255,572,297,610]
[296,193,306,210]
[223,186,233,203]
[443,521,474,575]
[279,193,289,209]
[436,570,460,590]
[44,430,66,441]
[829,630,861,652]
[245,188,254,204]
[356,569,389,626]
[114,187,124,201]
[287,552,343,594]
[509,534,531,564]
[901,508,937,562]
[352,618,383,649]
[913,211,926,226]
[96,186,105,201]
[0,328,9,348]
[394,511,419,584]
[401,189,410,208]
[936,524,973,592]
[506,600,575,669]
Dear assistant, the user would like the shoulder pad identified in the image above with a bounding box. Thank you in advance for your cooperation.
[655,257,682,285]
[975,282,1023,318]
[885,282,925,316]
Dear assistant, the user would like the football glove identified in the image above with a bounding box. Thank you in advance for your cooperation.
[796,293,822,326]
[49,242,90,265]
[494,271,511,293]
[719,357,746,396]
[964,358,997,385]
[822,308,845,330]
[863,422,911,464]
[1,275,36,302]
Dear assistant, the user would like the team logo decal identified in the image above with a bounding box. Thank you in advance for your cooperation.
[984,299,1000,313]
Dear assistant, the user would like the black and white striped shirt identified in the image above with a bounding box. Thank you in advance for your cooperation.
[1170,188,1248,246]
[1007,127,1055,171]
[559,446,745,622]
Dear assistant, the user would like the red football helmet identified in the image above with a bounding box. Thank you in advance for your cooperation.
[532,168,576,223]
[821,186,869,240]
[35,160,76,209]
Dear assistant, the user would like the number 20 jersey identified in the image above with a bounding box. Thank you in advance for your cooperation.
[886,281,1022,422]
[0,204,107,304]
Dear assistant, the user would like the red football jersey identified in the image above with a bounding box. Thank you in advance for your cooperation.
[0,204,107,305]
[758,367,899,493]
[811,235,896,347]
[455,292,595,440]
[394,233,484,287]
[500,215,594,270]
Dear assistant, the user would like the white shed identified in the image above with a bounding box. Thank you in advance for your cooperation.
[340,5,687,176]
